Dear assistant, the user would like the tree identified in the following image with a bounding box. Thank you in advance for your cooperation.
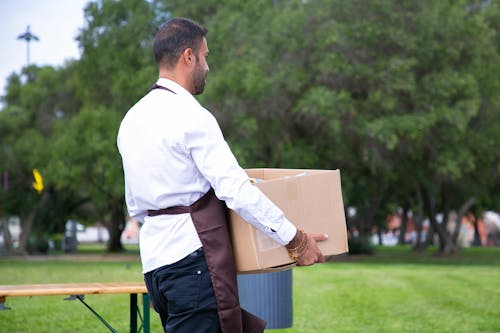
[0,64,82,253]
[2,0,499,255]
[76,0,158,113]
[63,0,165,250]
[47,106,125,252]
[192,0,500,253]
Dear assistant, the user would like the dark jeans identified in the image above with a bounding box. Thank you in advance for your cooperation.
[144,248,221,333]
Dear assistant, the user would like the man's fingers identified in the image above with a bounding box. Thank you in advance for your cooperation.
[308,233,329,242]
[294,233,328,266]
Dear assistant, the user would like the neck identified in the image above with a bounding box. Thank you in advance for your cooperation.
[158,69,176,82]
[159,69,192,93]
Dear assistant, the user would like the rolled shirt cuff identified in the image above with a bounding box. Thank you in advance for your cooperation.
[273,218,297,246]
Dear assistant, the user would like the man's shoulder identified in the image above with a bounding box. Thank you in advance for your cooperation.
[121,90,217,130]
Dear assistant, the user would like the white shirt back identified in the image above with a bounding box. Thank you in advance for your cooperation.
[117,78,296,273]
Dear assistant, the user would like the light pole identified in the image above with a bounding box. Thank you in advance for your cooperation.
[17,25,39,66]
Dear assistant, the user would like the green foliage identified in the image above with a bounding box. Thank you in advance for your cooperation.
[76,0,159,112]
[27,233,50,254]
[0,65,82,231]
[50,233,63,251]
[48,107,123,198]
[347,236,376,255]
[1,0,500,252]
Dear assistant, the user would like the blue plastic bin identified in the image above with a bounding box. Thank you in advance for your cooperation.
[237,269,293,329]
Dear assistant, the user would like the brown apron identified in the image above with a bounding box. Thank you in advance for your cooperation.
[148,189,266,333]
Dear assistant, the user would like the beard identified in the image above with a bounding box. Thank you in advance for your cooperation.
[192,58,208,95]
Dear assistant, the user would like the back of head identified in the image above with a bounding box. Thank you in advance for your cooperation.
[153,17,208,69]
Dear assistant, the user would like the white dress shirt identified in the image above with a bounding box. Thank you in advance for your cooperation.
[117,78,297,273]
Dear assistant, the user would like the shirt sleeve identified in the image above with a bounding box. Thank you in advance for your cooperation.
[184,108,297,245]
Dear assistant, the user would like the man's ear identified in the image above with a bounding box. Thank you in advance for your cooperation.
[182,48,194,65]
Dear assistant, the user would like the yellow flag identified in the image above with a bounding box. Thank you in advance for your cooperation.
[32,169,44,194]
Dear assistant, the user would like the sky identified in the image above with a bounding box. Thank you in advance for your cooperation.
[0,0,89,99]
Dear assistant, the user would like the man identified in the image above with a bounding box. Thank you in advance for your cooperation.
[117,17,327,333]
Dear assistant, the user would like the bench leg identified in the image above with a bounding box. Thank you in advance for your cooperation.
[130,293,137,332]
[142,293,150,333]
[76,295,118,333]
[130,293,150,333]
[0,296,11,310]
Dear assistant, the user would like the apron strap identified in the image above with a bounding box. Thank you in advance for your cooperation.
[150,83,176,94]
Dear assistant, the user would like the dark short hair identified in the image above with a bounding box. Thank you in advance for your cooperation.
[153,17,208,68]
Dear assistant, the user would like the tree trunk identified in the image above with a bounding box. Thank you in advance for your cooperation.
[423,188,457,254]
[471,214,481,246]
[1,217,13,254]
[398,203,409,245]
[377,227,383,246]
[413,218,425,251]
[424,223,435,247]
[18,192,50,254]
[413,186,426,251]
[361,189,386,237]
[106,198,125,252]
[451,197,476,245]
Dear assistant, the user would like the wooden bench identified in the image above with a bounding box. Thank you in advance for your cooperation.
[0,282,150,333]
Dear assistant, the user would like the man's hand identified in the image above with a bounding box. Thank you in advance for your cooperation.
[286,230,328,266]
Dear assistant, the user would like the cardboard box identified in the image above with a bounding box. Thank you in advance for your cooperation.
[230,169,348,273]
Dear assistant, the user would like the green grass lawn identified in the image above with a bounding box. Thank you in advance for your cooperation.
[1,245,499,332]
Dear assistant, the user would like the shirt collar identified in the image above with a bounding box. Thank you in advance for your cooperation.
[156,78,192,97]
